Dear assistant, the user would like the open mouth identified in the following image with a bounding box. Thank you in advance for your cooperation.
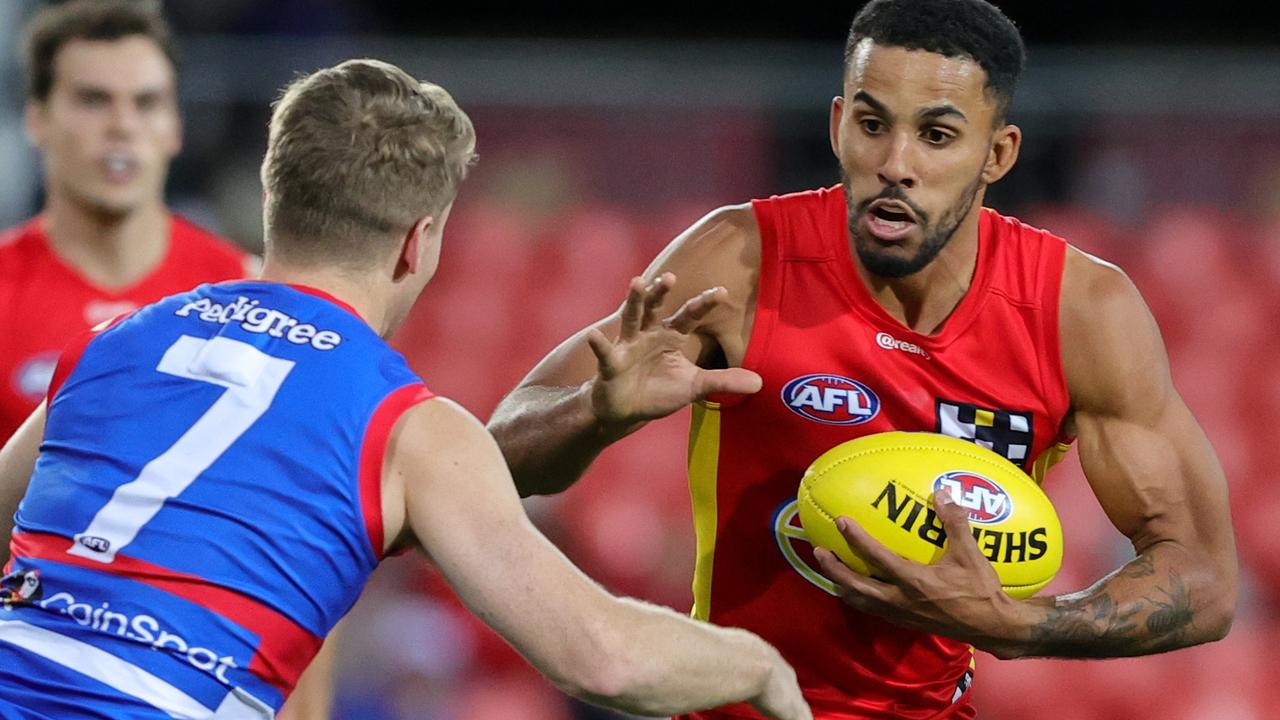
[863,201,918,241]
[101,153,140,184]
[872,205,913,224]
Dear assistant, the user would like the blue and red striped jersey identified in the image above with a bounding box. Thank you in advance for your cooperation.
[1,281,432,719]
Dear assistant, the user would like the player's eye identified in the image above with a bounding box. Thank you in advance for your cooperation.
[859,118,886,135]
[75,90,110,107]
[922,127,955,145]
[136,94,162,112]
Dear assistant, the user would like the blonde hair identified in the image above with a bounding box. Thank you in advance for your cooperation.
[261,59,476,266]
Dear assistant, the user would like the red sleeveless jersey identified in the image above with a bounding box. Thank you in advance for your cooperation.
[682,186,1072,719]
[0,215,248,442]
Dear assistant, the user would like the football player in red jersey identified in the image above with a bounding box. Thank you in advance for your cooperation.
[0,0,250,445]
[489,0,1237,717]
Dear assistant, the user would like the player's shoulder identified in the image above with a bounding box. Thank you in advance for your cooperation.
[642,202,761,308]
[0,224,24,250]
[1057,245,1157,391]
[651,202,759,274]
[0,218,44,252]
[680,202,759,248]
[168,215,253,273]
[1058,244,1170,409]
[1061,245,1139,310]
[978,208,1145,333]
[403,395,480,432]
[0,218,46,277]
[980,207,1071,248]
[660,184,846,264]
[391,395,496,470]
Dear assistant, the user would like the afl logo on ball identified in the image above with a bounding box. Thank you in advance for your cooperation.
[933,471,1013,524]
[781,374,880,426]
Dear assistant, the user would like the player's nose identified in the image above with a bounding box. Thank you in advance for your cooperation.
[876,132,917,189]
[105,97,141,137]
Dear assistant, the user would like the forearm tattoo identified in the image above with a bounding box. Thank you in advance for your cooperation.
[1024,552,1199,658]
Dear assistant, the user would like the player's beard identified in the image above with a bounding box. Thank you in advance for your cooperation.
[844,170,983,279]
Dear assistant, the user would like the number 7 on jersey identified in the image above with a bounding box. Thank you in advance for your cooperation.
[69,335,295,563]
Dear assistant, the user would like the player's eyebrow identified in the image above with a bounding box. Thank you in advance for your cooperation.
[70,84,111,98]
[853,90,968,125]
[852,90,889,115]
[919,104,967,124]
[69,82,171,97]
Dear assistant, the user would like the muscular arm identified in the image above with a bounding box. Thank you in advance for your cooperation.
[1005,249,1237,658]
[384,398,807,718]
[802,248,1234,660]
[488,204,760,496]
[0,403,45,568]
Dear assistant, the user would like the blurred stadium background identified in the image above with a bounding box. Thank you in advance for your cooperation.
[3,1,1279,718]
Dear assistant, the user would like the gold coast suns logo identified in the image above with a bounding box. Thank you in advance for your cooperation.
[771,499,838,596]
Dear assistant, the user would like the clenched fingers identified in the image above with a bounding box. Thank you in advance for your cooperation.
[832,516,910,582]
[813,546,895,609]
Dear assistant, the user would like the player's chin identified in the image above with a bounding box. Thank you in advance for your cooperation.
[83,189,147,217]
[855,243,928,279]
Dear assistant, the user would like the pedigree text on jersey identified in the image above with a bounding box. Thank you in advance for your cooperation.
[174,296,344,350]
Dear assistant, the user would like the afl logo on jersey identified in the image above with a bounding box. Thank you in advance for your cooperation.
[76,536,112,553]
[781,374,880,426]
[933,471,1013,524]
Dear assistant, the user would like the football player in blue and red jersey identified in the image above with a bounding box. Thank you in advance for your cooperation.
[0,60,811,720]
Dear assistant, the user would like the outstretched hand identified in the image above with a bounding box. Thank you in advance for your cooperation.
[812,490,1021,652]
[585,273,762,425]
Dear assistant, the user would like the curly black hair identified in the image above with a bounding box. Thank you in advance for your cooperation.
[845,0,1026,120]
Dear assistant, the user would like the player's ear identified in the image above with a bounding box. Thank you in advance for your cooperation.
[395,215,434,279]
[982,123,1021,184]
[829,95,845,159]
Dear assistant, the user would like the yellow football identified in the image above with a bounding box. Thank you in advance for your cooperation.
[797,431,1063,599]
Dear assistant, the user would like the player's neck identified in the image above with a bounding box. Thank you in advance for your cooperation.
[257,261,394,337]
[41,194,171,291]
[855,208,981,336]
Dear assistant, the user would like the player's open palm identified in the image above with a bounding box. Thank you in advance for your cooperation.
[585,273,762,424]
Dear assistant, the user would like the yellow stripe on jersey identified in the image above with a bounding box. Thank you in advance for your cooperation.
[1030,441,1073,484]
[688,401,722,621]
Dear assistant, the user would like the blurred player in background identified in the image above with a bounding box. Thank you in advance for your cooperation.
[0,58,810,720]
[0,0,250,445]
[489,0,1238,717]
